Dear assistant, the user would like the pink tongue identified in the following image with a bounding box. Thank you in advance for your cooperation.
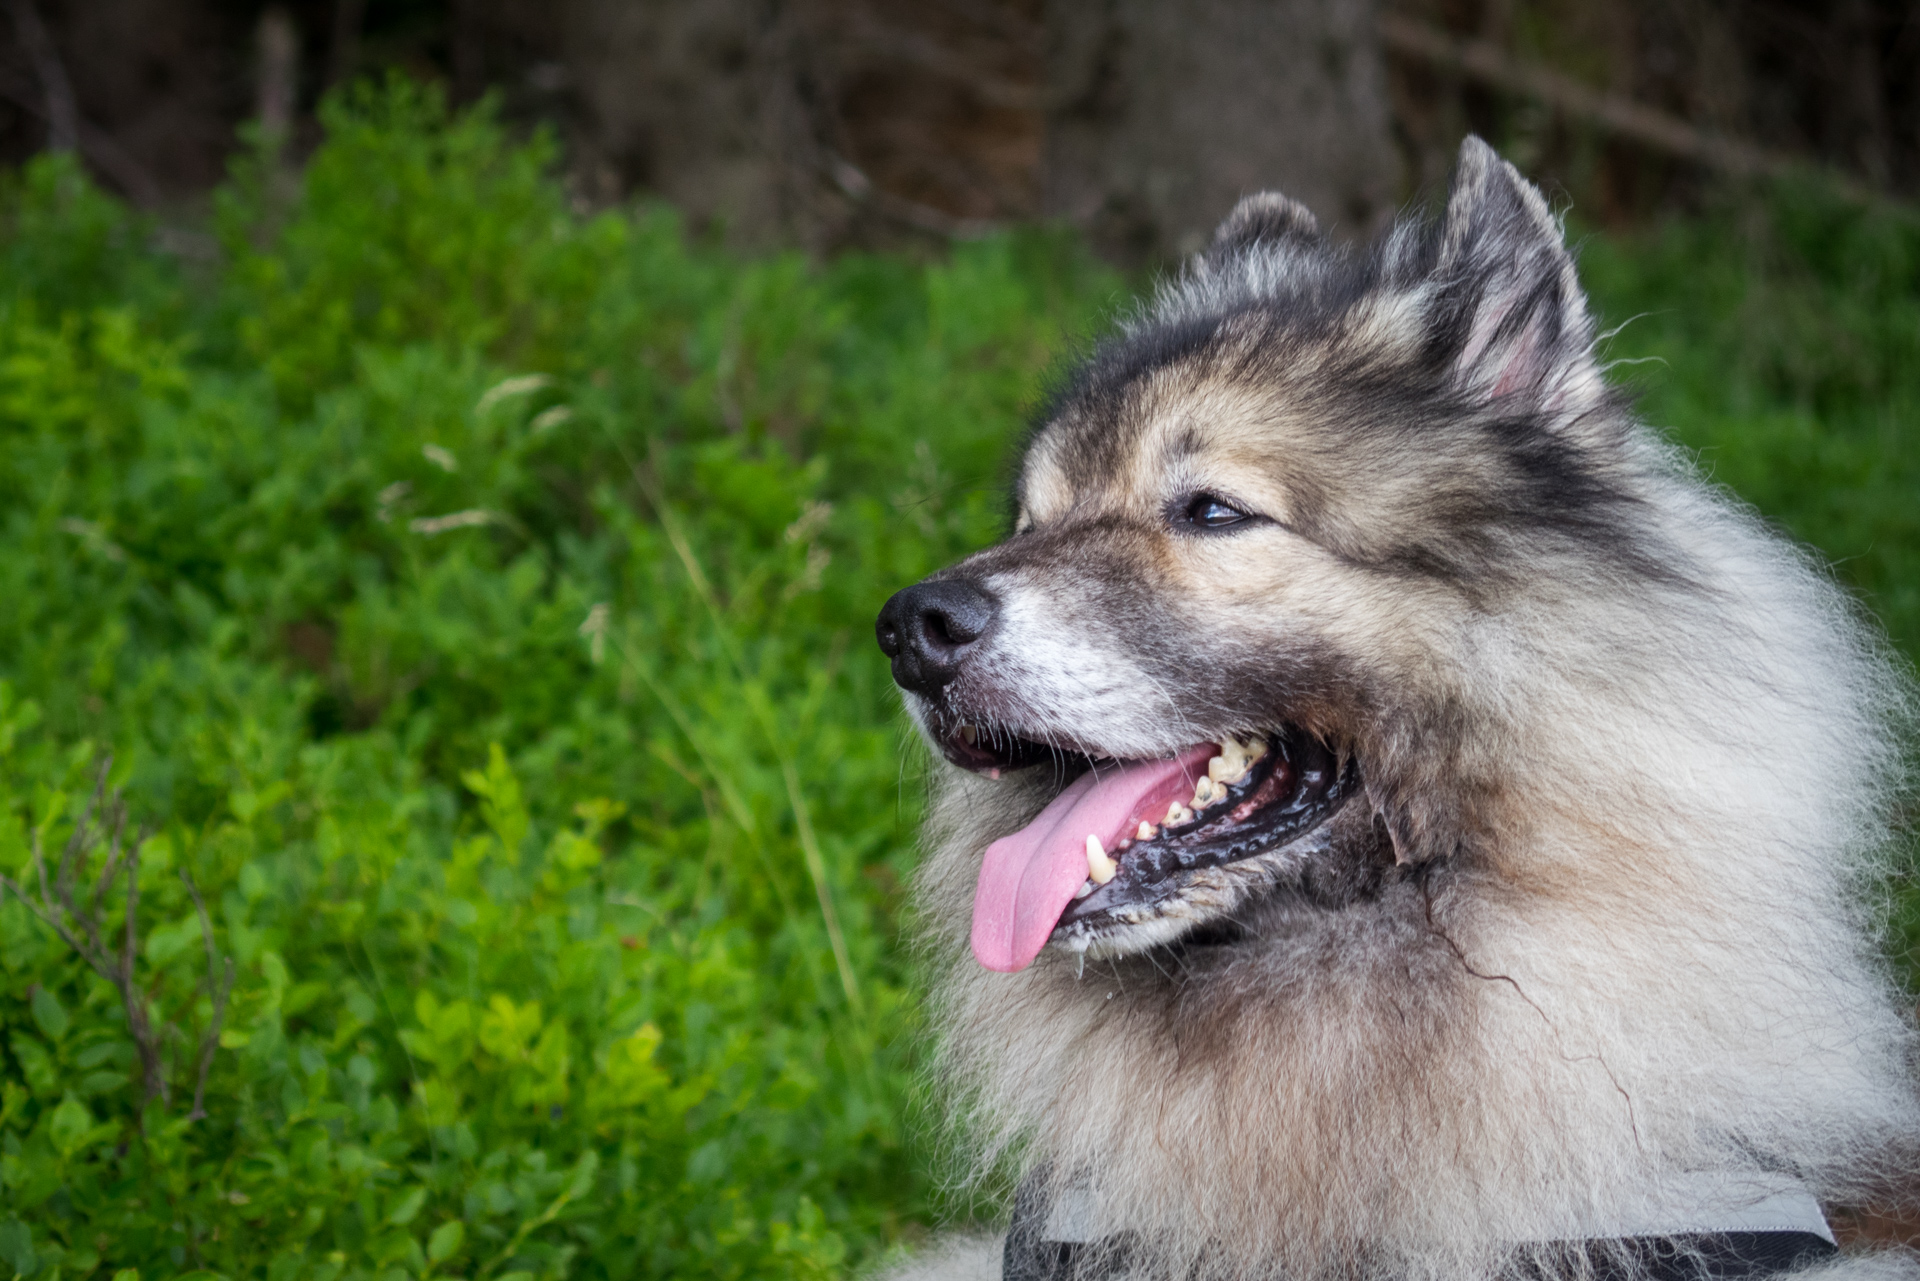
[970,743,1218,972]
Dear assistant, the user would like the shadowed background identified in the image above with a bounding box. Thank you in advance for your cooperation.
[4,0,1918,253]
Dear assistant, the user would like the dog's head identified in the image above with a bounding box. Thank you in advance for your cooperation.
[877,137,1655,972]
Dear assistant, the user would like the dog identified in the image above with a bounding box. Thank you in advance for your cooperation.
[873,137,1920,1281]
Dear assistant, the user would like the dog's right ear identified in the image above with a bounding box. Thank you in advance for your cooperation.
[1427,136,1604,427]
[1204,191,1321,266]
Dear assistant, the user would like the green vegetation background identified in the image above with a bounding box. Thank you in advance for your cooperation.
[0,82,1914,1281]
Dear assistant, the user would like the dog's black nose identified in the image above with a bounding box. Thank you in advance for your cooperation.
[876,578,997,694]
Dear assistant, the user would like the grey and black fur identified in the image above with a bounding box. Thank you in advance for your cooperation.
[877,138,1920,1281]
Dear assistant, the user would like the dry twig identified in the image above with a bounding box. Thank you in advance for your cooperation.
[0,757,235,1120]
[0,38,162,201]
[825,152,1005,240]
[1377,14,1881,205]
[8,0,77,154]
[182,870,235,1121]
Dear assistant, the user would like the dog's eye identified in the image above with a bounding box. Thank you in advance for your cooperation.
[1181,494,1253,530]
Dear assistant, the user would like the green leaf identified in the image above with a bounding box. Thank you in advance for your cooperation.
[386,1186,427,1226]
[28,988,65,1041]
[112,1270,140,1281]
[567,1148,600,1198]
[77,1071,126,1096]
[73,1042,124,1070]
[426,1221,464,1263]
[46,1094,99,1157]
[142,916,200,967]
[8,1036,54,1097]
[462,743,529,857]
[0,1218,34,1277]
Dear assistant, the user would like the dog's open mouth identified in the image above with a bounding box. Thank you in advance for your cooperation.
[939,722,1357,971]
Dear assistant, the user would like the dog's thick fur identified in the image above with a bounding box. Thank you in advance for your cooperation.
[885,138,1919,1281]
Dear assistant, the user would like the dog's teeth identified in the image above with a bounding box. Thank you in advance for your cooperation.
[1165,801,1194,826]
[959,724,977,745]
[1208,736,1264,786]
[1074,881,1095,900]
[1207,753,1249,785]
[1136,820,1157,841]
[1086,834,1118,884]
[1192,776,1220,807]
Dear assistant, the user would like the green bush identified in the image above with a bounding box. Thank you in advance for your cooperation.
[1578,186,1920,656]
[0,80,1114,1280]
[0,77,1912,1280]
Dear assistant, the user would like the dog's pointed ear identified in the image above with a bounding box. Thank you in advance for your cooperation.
[1204,191,1321,266]
[1429,137,1603,423]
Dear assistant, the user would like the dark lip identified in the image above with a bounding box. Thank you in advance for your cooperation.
[1057,728,1358,930]
[928,715,1073,774]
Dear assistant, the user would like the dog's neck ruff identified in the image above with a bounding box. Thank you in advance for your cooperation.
[1004,1170,1836,1281]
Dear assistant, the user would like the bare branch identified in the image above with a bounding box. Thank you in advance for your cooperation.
[91,808,124,923]
[124,833,165,1109]
[191,956,234,1122]
[181,870,234,1122]
[30,822,59,932]
[1376,14,1883,205]
[1,766,173,1115]
[66,764,120,971]
[256,8,299,140]
[122,830,138,987]
[0,867,86,958]
[824,151,1005,240]
[49,758,108,947]
[0,69,162,205]
[8,0,78,154]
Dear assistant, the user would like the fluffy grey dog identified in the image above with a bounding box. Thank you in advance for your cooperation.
[873,137,1919,1281]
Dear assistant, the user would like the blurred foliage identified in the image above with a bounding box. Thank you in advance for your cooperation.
[0,76,1912,1280]
[1580,185,1920,659]
[0,79,1114,1281]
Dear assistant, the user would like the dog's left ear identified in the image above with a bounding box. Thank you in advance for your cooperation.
[1430,137,1603,424]
[1204,191,1321,268]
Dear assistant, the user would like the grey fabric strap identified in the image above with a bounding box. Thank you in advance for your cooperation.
[1531,1172,1834,1246]
[1003,1169,1837,1281]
